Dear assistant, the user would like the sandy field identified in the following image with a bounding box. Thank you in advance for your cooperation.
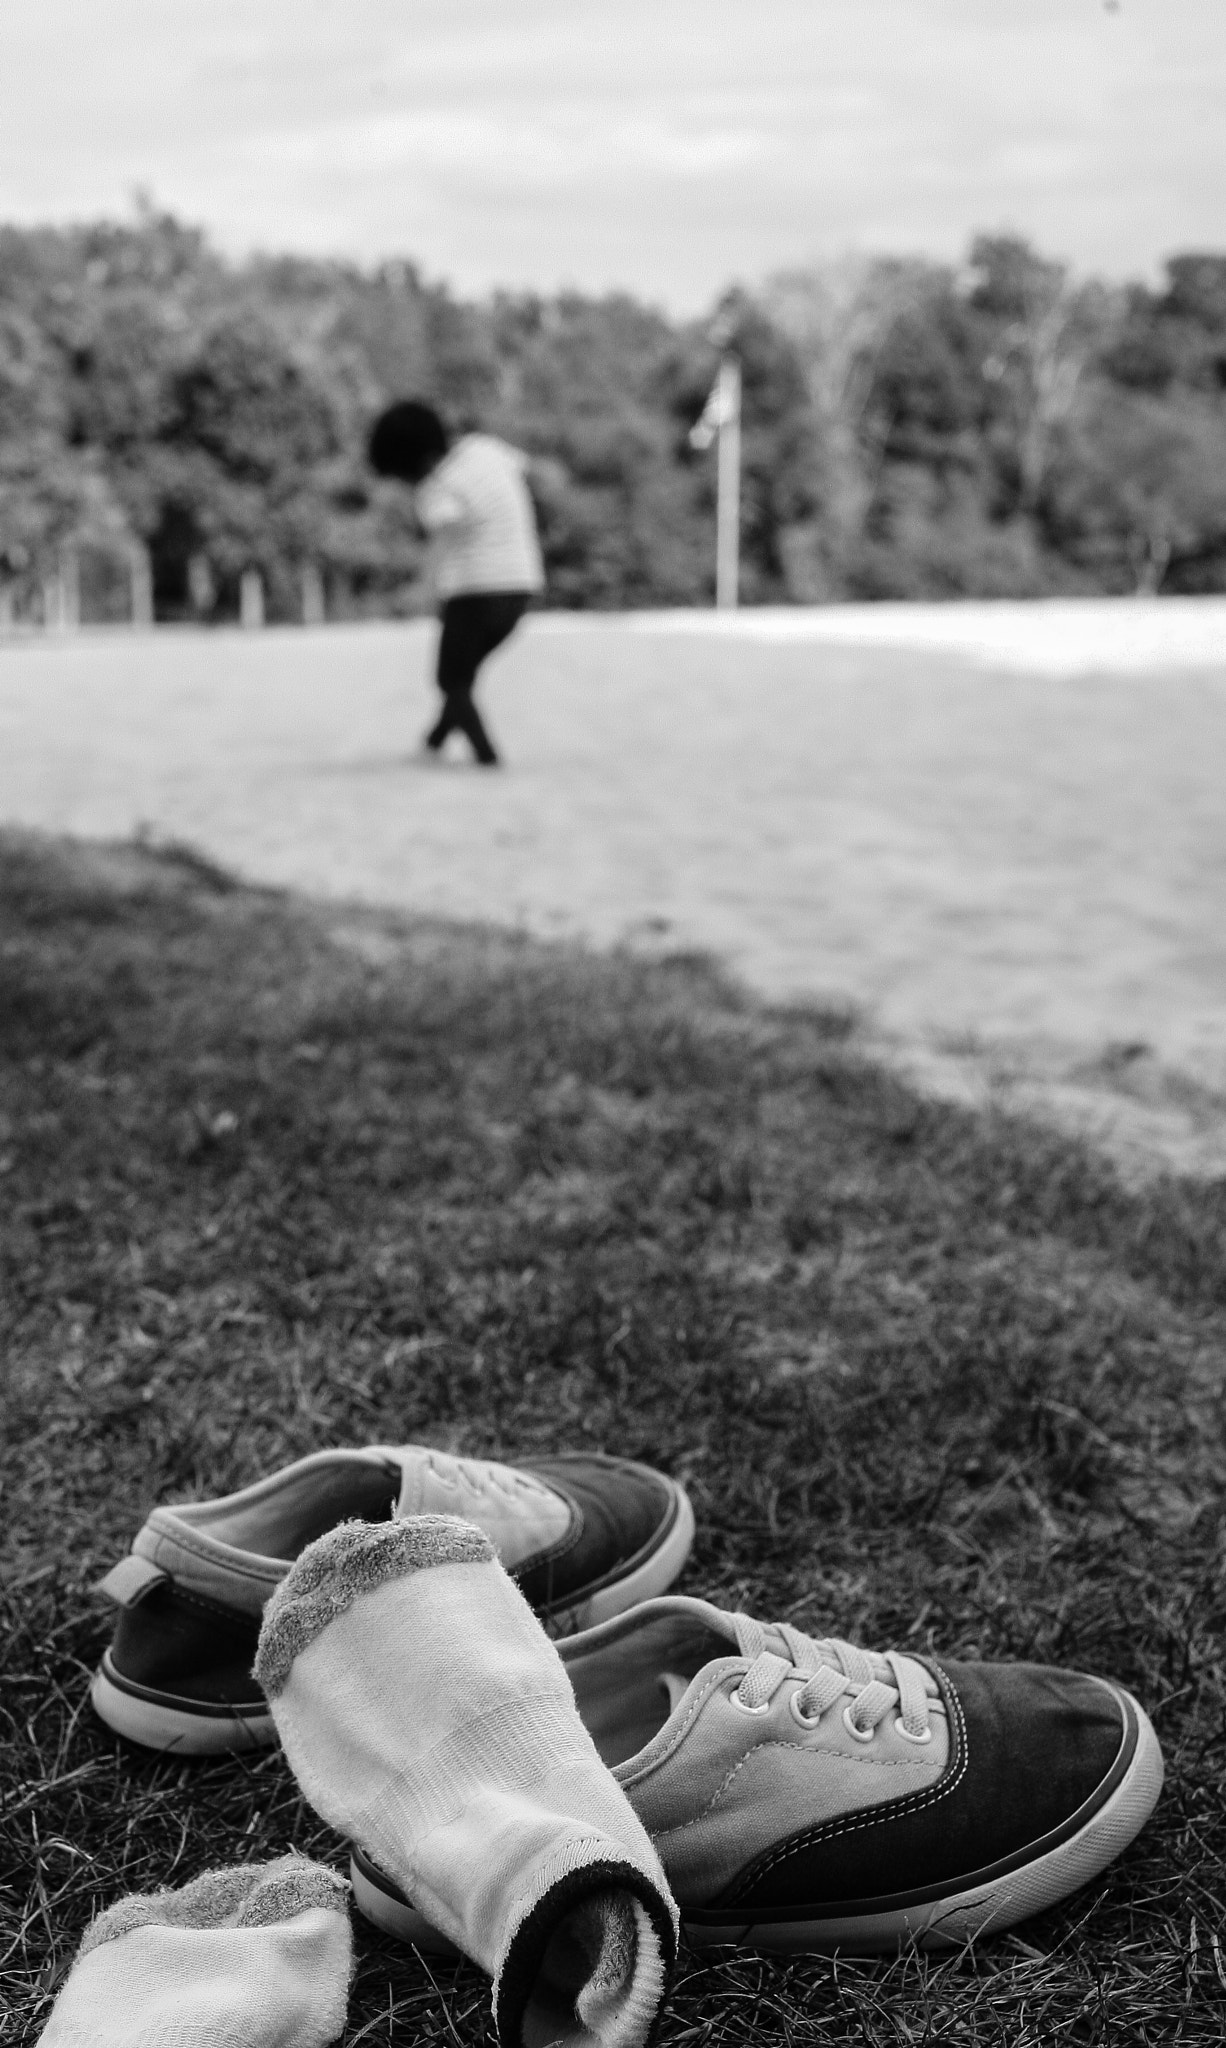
[2,597,1225,1179]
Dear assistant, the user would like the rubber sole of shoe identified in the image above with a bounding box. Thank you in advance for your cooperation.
[349,1685,1163,1955]
[349,1851,464,1955]
[89,1658,275,1755]
[89,1479,696,1756]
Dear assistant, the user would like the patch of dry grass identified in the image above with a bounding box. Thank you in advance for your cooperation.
[2,828,1225,2043]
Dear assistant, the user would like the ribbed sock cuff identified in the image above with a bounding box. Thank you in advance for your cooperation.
[38,1857,353,2048]
[254,1517,495,1698]
[494,1855,677,2048]
[78,1856,350,1957]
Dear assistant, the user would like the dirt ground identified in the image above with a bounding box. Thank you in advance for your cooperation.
[2,599,1224,1179]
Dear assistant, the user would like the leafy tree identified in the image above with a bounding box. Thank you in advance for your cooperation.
[486,291,712,605]
[966,235,1116,515]
[2,209,1225,612]
[1103,254,1226,399]
[764,258,935,596]
[1044,387,1226,593]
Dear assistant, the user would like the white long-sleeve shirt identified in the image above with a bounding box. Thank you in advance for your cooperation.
[415,434,545,598]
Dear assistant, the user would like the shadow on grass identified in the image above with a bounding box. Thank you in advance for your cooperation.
[2,826,1225,2044]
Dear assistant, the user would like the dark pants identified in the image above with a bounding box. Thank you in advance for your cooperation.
[426,591,531,764]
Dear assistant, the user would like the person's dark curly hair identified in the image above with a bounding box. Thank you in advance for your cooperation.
[367,400,450,483]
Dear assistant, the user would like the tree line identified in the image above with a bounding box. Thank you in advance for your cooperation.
[2,206,1225,624]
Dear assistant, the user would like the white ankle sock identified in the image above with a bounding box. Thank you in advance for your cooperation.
[38,1856,352,2048]
[255,1515,678,2048]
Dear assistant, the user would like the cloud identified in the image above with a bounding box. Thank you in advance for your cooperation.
[0,0,1223,306]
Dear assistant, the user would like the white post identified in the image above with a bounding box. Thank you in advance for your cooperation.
[60,546,81,629]
[715,355,741,610]
[240,567,265,629]
[300,561,326,627]
[188,553,216,616]
[129,544,154,628]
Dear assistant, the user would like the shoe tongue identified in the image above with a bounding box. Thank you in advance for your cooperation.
[659,1671,692,1716]
[761,1621,888,1684]
[392,1449,572,1571]
[707,1607,750,1653]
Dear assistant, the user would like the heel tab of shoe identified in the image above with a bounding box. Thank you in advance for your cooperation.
[254,1515,496,1700]
[94,1554,170,1608]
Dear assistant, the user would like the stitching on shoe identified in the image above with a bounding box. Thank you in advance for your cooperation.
[618,1669,733,1781]
[653,1737,944,1844]
[148,1521,288,1586]
[138,1579,262,1630]
[720,1661,969,1900]
[623,1660,945,1815]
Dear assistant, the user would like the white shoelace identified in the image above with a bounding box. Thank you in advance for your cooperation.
[730,1612,934,1743]
[420,1449,553,1504]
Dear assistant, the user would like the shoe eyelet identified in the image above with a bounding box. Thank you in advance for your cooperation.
[730,1686,772,1716]
[842,1704,876,1743]
[893,1716,933,1745]
[789,1692,823,1730]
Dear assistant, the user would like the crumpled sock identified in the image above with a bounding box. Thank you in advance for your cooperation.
[255,1514,679,2048]
[37,1854,352,2048]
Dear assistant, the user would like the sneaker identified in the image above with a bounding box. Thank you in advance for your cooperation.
[255,1515,678,2048]
[91,1448,694,1755]
[351,1595,1163,1953]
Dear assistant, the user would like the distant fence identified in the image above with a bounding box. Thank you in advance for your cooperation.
[0,551,334,633]
[1,542,152,632]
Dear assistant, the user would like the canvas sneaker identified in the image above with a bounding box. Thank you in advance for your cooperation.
[351,1594,1163,1954]
[91,1447,694,1755]
[254,1515,678,2048]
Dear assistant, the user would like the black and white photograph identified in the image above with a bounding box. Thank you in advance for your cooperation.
[2,4,1225,2043]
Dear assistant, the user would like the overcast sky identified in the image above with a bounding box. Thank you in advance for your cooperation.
[1,0,1222,309]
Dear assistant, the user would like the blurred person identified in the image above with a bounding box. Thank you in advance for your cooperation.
[368,400,543,767]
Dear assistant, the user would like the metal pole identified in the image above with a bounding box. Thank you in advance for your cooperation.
[715,355,741,609]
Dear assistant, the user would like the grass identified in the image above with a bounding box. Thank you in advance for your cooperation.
[2,825,1225,2045]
